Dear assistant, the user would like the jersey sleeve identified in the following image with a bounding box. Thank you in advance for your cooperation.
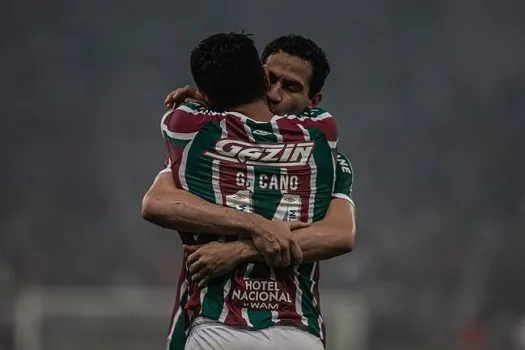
[160,102,217,172]
[299,108,338,151]
[332,152,355,206]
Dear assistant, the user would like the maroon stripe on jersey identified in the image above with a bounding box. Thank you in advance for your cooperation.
[273,117,311,325]
[276,117,312,225]
[165,108,225,134]
[185,280,203,319]
[223,272,251,326]
[300,113,338,145]
[274,268,302,326]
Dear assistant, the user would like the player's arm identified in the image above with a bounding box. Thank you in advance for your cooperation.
[142,170,308,266]
[142,171,267,236]
[186,197,354,286]
[186,153,356,285]
[278,198,355,261]
[143,104,265,235]
[241,152,355,261]
[225,200,354,264]
[279,152,356,260]
[142,105,307,266]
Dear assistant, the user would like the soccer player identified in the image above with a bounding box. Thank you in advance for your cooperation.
[142,34,355,350]
[164,33,355,284]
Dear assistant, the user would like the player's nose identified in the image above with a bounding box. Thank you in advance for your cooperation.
[266,84,283,104]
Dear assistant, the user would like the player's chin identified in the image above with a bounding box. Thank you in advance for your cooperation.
[268,103,286,115]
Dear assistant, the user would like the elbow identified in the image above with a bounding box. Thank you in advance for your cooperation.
[341,227,356,254]
[141,194,163,224]
[142,191,187,230]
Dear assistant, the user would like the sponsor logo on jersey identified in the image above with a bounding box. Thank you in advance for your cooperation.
[336,154,352,174]
[231,279,293,311]
[204,139,314,167]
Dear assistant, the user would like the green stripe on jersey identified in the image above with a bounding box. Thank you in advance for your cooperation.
[181,122,222,203]
[168,287,189,350]
[201,276,231,320]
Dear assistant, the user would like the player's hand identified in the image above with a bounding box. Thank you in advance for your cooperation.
[251,220,308,267]
[184,242,244,288]
[164,85,206,108]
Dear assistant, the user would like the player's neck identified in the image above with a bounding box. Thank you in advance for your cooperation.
[230,100,273,122]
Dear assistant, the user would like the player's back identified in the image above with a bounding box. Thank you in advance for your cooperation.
[162,102,338,338]
[163,102,338,226]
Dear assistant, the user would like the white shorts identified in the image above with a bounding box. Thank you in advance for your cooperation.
[185,318,323,350]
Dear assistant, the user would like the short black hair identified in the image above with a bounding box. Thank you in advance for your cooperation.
[261,34,331,98]
[190,32,267,111]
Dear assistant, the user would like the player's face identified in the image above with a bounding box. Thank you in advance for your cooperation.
[264,51,323,115]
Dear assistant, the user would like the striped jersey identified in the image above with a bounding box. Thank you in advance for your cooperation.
[165,151,355,350]
[161,102,349,347]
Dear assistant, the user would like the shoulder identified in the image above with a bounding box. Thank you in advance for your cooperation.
[298,107,332,120]
[162,102,224,132]
[293,107,338,147]
[161,103,222,143]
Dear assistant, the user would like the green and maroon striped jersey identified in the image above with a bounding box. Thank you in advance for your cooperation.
[161,102,349,346]
[165,151,355,350]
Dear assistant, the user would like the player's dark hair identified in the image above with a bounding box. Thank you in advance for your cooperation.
[190,32,267,111]
[261,34,330,98]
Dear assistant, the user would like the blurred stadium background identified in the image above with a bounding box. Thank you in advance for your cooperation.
[1,0,524,349]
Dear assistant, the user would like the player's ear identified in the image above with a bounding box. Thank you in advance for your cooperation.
[308,92,323,108]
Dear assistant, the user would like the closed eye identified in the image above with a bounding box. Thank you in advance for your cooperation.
[283,80,303,93]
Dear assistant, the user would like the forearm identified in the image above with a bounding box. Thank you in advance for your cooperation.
[292,224,354,261]
[237,224,354,263]
[293,198,356,261]
[142,174,265,236]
